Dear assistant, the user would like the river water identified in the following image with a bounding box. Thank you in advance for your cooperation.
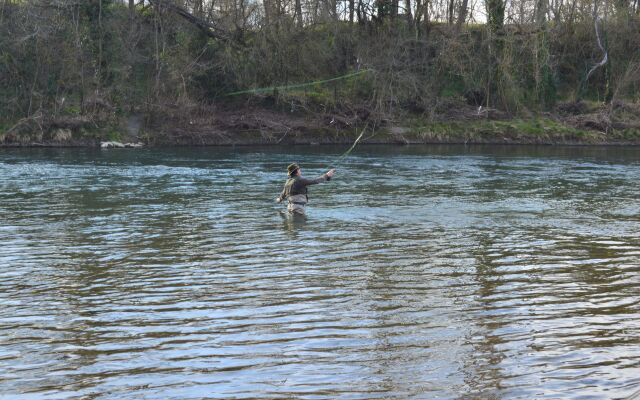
[1,145,639,399]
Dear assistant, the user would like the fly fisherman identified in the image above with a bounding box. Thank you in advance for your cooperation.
[276,163,336,215]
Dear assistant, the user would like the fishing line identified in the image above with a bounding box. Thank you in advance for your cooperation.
[225,70,374,173]
[224,69,371,97]
[328,121,369,170]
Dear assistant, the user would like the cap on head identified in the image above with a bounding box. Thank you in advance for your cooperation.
[287,163,300,176]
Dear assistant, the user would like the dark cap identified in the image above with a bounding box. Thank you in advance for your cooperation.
[287,163,300,176]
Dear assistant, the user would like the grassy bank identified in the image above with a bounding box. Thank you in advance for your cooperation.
[2,105,640,147]
[398,118,640,145]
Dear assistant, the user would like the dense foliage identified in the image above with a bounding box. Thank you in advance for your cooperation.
[0,0,639,139]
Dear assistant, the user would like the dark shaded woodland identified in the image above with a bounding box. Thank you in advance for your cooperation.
[1,0,639,144]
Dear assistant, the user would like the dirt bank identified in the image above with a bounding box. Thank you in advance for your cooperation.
[2,100,640,147]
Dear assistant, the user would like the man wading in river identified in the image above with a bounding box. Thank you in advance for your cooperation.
[276,163,336,215]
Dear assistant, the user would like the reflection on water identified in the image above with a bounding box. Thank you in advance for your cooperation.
[1,145,639,399]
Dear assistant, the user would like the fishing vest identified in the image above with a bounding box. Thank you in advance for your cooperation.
[283,177,308,200]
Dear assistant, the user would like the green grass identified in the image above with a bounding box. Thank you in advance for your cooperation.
[402,117,602,142]
[611,127,640,140]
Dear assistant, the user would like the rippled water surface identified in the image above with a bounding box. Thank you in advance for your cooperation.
[1,145,640,399]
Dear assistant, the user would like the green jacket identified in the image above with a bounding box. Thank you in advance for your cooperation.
[277,174,331,203]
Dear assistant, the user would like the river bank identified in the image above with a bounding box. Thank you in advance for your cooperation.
[2,100,640,147]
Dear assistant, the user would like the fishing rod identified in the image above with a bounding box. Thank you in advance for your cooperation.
[228,70,375,173]
[224,69,374,170]
[328,121,370,170]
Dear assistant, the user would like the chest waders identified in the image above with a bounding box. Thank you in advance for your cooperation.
[283,178,307,214]
[278,172,330,215]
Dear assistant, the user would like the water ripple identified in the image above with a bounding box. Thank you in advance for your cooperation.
[1,146,639,399]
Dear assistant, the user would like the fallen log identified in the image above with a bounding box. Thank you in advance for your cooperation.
[147,0,231,42]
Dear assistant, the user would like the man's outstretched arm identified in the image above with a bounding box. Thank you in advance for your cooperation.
[297,169,336,187]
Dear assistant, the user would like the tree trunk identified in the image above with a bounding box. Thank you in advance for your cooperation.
[414,0,422,30]
[485,0,505,107]
[349,0,355,22]
[448,0,454,24]
[194,0,203,17]
[154,4,161,98]
[97,0,103,95]
[614,0,630,15]
[376,0,385,19]
[578,17,608,101]
[535,0,556,109]
[568,0,577,23]
[423,0,430,35]
[486,0,505,33]
[603,22,613,103]
[72,4,86,114]
[456,0,468,28]
[535,0,548,25]
[552,0,563,23]
[295,0,304,26]
[264,0,271,25]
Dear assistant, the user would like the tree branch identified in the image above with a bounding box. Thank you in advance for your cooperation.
[585,17,608,83]
[148,0,231,42]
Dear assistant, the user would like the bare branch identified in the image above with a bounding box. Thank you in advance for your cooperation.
[585,17,608,83]
[148,0,232,42]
